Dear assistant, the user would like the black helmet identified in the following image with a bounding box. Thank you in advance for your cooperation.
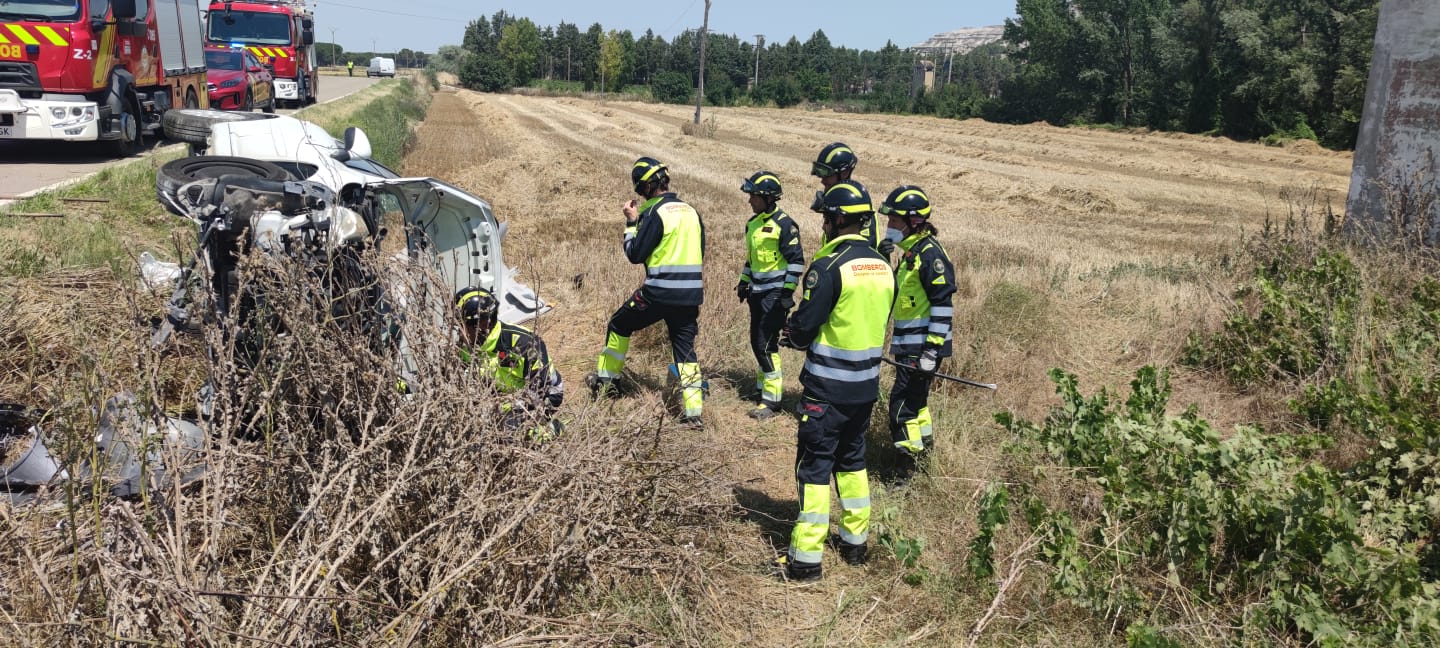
[455,287,499,325]
[879,185,932,220]
[819,181,872,225]
[741,171,783,198]
[631,156,669,194]
[812,142,857,178]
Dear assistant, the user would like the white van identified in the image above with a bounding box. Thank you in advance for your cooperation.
[367,57,396,78]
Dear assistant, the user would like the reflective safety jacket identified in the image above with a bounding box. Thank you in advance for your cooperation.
[739,208,805,294]
[890,230,957,358]
[461,320,564,408]
[625,193,706,306]
[788,234,895,404]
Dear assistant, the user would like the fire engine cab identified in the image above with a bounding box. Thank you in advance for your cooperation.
[206,0,317,108]
[0,0,209,156]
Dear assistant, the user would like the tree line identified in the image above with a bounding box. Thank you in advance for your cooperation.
[437,2,1379,149]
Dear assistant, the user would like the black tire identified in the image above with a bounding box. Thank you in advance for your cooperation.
[162,109,278,145]
[242,89,253,112]
[155,156,291,217]
[262,85,276,114]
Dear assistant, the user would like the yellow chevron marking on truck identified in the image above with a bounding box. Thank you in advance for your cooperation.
[0,31,9,45]
[271,49,289,58]
[6,24,41,46]
[35,26,68,46]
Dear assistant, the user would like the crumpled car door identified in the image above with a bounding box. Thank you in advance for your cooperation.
[368,178,548,324]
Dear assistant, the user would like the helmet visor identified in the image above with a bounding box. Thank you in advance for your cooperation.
[740,178,756,193]
[811,161,836,178]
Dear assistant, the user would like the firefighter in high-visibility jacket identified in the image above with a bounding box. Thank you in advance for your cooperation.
[736,171,805,419]
[879,186,957,483]
[777,181,895,582]
[808,142,888,255]
[456,287,565,440]
[587,157,707,426]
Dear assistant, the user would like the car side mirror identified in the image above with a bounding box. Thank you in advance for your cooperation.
[112,0,137,19]
[343,126,372,159]
[248,65,263,73]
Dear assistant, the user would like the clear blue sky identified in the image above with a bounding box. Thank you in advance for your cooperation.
[304,1,1018,54]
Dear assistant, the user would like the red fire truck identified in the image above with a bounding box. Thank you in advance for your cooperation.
[206,0,317,108]
[0,0,209,156]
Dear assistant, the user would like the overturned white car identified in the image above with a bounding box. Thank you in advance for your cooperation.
[158,108,546,323]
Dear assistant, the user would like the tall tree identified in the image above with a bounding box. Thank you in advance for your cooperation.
[499,18,544,87]
[598,29,626,92]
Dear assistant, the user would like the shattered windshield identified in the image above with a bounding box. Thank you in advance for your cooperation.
[207,10,291,46]
[0,0,81,21]
[205,49,243,71]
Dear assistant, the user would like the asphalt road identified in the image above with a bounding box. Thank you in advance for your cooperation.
[0,75,378,204]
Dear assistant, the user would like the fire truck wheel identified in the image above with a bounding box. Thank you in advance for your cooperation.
[155,156,291,217]
[162,109,278,145]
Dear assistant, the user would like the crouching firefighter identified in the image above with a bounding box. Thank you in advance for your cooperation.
[456,287,566,441]
[778,181,895,581]
[880,186,956,483]
[736,171,804,419]
[587,156,707,427]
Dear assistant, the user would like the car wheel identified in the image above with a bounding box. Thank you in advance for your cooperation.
[262,85,276,113]
[109,94,143,157]
[155,156,292,217]
[242,89,253,112]
[162,108,278,145]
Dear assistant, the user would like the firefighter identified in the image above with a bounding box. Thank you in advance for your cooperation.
[809,142,888,255]
[587,157,707,427]
[347,60,354,76]
[736,171,805,419]
[456,287,565,440]
[777,181,895,581]
[880,186,956,483]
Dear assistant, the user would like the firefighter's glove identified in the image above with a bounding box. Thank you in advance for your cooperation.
[779,326,798,350]
[917,347,940,375]
[735,281,751,303]
[877,238,896,257]
[809,190,825,213]
[779,292,796,311]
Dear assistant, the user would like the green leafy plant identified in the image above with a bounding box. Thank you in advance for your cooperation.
[990,366,1439,645]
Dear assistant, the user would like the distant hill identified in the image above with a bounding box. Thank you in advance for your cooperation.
[912,26,1005,55]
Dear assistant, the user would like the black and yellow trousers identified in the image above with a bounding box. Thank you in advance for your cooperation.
[788,395,873,566]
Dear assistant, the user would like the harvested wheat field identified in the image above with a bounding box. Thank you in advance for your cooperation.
[399,89,1353,645]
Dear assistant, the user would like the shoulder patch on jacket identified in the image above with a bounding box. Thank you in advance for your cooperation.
[805,269,820,288]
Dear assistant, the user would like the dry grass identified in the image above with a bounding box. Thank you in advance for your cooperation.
[395,90,1352,645]
[0,85,1358,645]
[0,245,731,645]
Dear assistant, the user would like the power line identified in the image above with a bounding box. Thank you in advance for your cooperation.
[317,0,454,22]
[656,0,700,38]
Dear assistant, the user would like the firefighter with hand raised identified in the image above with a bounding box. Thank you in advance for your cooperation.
[736,171,805,419]
[880,186,957,483]
[455,287,565,440]
[587,157,707,427]
[809,142,887,255]
[777,181,895,582]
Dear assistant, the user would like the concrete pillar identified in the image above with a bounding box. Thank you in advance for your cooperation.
[1345,0,1440,246]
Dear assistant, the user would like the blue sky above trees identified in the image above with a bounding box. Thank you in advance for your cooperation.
[309,0,1017,53]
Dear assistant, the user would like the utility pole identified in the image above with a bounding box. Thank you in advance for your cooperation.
[752,34,764,90]
[372,38,376,56]
[694,0,710,125]
[330,28,336,67]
